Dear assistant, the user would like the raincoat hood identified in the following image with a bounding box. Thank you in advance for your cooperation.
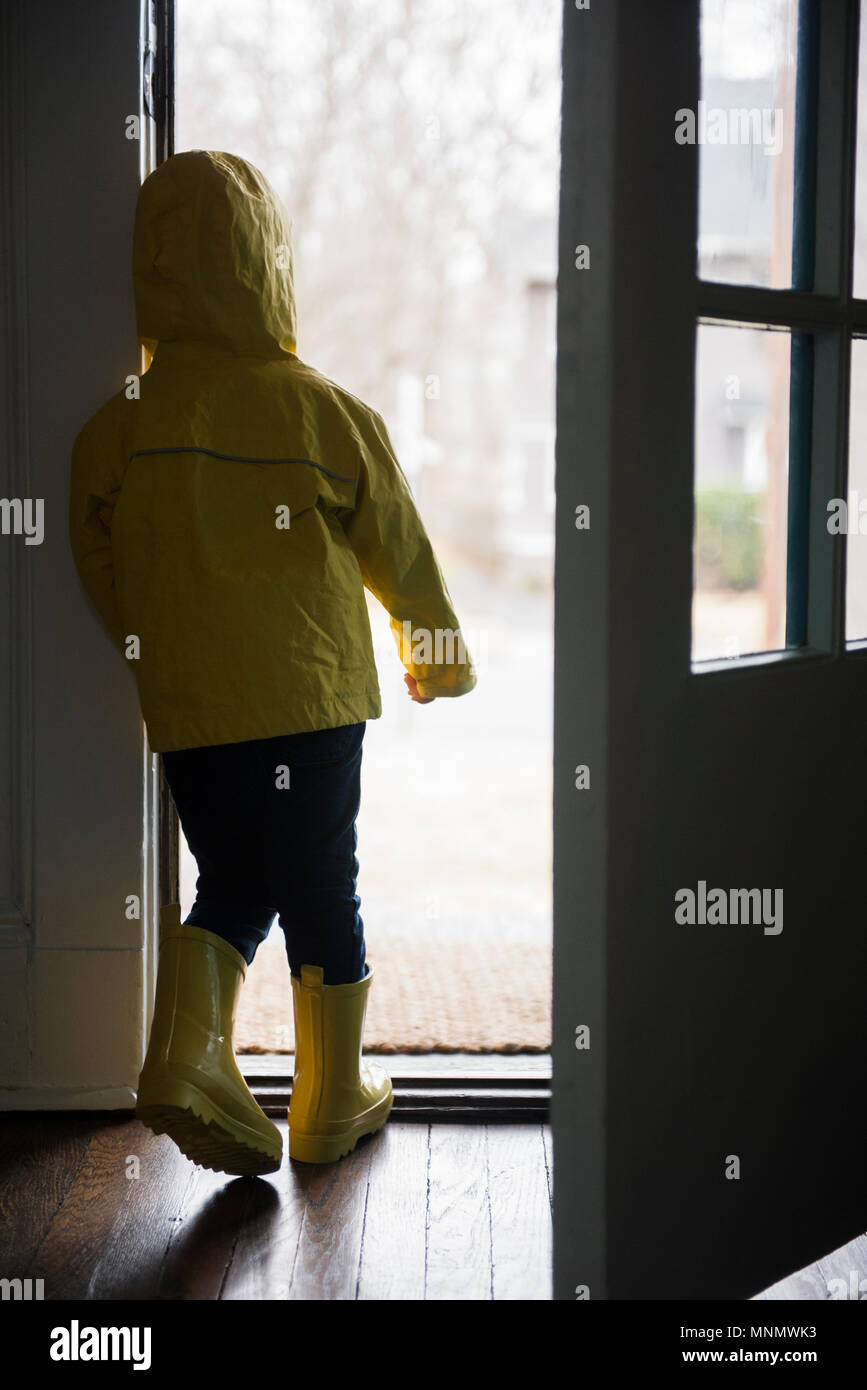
[133,150,297,361]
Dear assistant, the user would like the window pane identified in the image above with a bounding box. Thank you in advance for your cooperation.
[852,7,867,297]
[693,323,791,660]
[697,0,798,288]
[845,340,867,640]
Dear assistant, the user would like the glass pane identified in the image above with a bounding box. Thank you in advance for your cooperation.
[853,7,867,297]
[697,0,798,288]
[845,340,867,640]
[693,323,791,660]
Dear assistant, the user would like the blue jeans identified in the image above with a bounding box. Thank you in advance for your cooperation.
[161,722,367,985]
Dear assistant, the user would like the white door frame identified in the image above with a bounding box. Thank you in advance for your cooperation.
[0,0,159,1109]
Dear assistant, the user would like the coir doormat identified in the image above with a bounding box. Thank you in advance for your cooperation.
[235,932,551,1054]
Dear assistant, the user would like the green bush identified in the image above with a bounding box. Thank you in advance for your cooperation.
[694,487,764,590]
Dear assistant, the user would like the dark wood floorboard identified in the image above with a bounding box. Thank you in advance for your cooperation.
[219,1163,305,1301]
[0,1114,552,1301]
[0,1114,93,1270]
[283,1134,374,1301]
[489,1126,552,1300]
[156,1165,254,1301]
[425,1126,495,1300]
[356,1124,429,1301]
[31,1118,142,1300]
[755,1231,867,1300]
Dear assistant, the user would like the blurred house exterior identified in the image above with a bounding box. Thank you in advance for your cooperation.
[694,66,794,658]
[403,210,556,589]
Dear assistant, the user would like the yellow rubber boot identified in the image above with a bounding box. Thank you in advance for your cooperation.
[136,904,282,1175]
[288,964,393,1164]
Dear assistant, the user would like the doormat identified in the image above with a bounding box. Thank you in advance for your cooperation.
[235,933,551,1054]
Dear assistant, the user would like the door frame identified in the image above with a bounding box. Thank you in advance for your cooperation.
[151,0,555,1104]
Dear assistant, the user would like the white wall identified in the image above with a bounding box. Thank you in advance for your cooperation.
[0,0,155,1108]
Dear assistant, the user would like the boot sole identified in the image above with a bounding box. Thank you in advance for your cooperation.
[137,1081,282,1176]
[288,1092,394,1165]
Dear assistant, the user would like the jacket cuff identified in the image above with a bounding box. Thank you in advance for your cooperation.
[415,672,477,699]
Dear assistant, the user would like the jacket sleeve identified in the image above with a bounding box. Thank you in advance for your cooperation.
[342,409,477,697]
[69,414,129,655]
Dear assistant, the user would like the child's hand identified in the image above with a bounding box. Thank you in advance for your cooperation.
[404,673,435,704]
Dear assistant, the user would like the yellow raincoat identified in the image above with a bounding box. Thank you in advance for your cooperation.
[69,151,476,752]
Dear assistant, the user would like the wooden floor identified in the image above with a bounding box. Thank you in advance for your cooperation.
[0,1113,552,1300]
[755,1231,867,1301]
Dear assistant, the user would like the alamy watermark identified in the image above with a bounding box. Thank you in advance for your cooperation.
[49,1320,151,1371]
[827,491,867,534]
[675,880,783,935]
[0,1277,44,1300]
[397,621,486,675]
[0,498,44,546]
[675,102,784,156]
[827,1271,867,1300]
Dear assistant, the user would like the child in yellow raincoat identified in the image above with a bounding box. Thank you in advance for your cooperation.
[70,150,476,1174]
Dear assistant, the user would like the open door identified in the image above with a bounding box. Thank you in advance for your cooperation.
[553,0,867,1300]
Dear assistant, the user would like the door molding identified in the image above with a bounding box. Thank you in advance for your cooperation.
[0,0,34,942]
